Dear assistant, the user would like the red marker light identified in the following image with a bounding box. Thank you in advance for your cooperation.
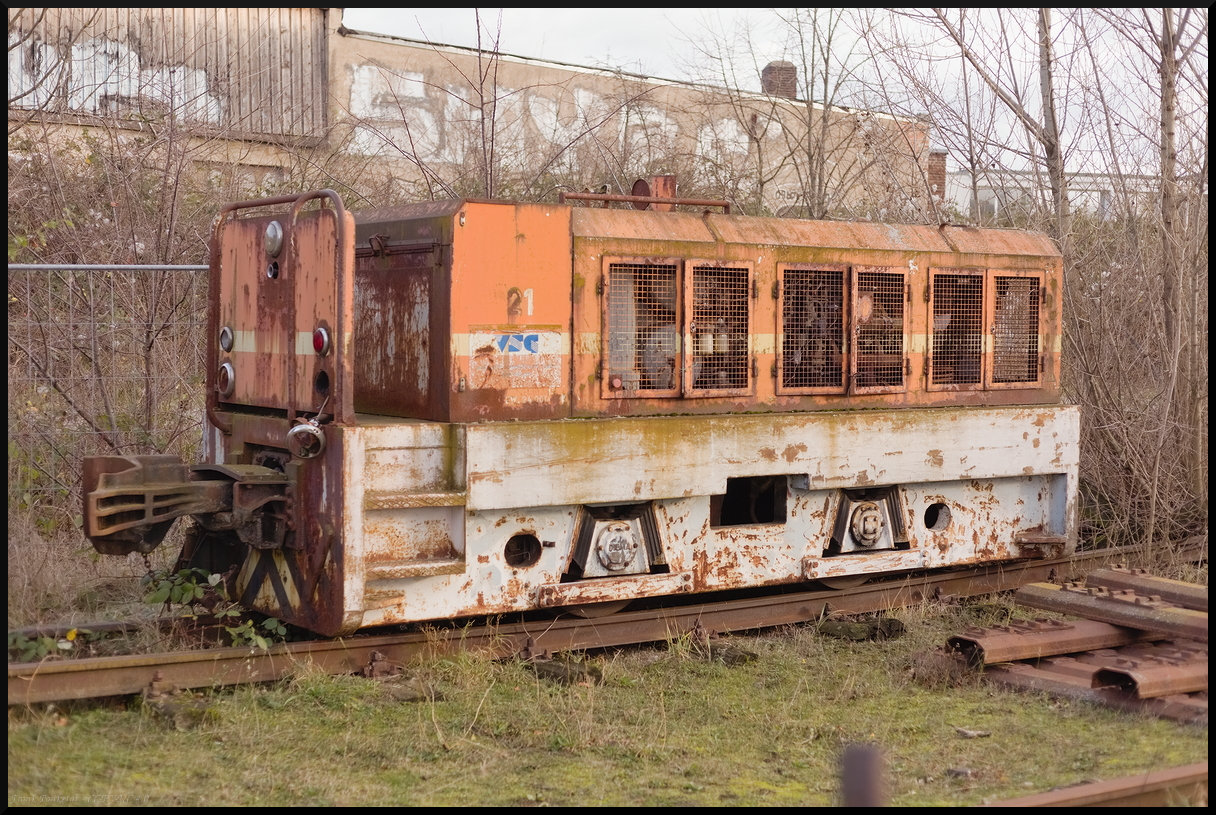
[313,327,330,355]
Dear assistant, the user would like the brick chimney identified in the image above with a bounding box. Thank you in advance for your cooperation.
[761,61,797,99]
[928,149,947,201]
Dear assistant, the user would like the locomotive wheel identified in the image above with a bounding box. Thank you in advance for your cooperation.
[568,600,631,618]
[816,575,871,590]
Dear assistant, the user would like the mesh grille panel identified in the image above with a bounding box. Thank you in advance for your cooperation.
[782,268,845,389]
[691,266,749,390]
[930,273,983,385]
[606,263,679,392]
[993,276,1040,383]
[854,271,905,388]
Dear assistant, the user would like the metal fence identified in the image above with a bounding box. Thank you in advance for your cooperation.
[7,264,209,529]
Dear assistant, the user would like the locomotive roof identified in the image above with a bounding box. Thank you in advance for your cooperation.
[570,207,1061,260]
[352,198,1060,261]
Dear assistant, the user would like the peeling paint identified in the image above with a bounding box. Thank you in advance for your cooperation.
[182,191,1077,635]
[782,443,807,462]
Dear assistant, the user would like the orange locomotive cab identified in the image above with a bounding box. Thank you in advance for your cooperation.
[83,190,1078,636]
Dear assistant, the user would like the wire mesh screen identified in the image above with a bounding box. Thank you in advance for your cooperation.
[690,266,749,391]
[8,265,208,526]
[606,262,679,393]
[781,268,845,390]
[853,271,905,389]
[930,273,984,385]
[992,275,1041,383]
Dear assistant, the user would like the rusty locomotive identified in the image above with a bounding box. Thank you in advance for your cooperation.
[82,186,1079,636]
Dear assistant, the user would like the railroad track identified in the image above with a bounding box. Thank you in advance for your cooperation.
[10,546,1207,807]
[8,546,1149,707]
[942,566,1207,726]
[985,761,1208,807]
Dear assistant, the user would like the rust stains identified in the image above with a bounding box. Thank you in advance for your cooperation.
[759,447,778,462]
[473,345,496,389]
[691,546,710,590]
[782,443,807,463]
[926,449,944,467]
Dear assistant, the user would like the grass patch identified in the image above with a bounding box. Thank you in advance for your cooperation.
[8,598,1207,806]
[7,511,179,632]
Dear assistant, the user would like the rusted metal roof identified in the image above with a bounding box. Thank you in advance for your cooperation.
[706,215,955,254]
[571,207,719,244]
[571,207,1059,263]
[350,200,1059,265]
[355,200,465,227]
[937,224,1060,260]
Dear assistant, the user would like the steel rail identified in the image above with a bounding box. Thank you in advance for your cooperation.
[1084,567,1208,612]
[947,618,1166,665]
[10,552,1113,707]
[15,541,1173,645]
[1015,582,1208,641]
[984,762,1208,807]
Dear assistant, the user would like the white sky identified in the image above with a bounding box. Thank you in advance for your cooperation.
[339,8,786,87]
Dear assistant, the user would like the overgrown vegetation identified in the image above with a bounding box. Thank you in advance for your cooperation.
[870,9,1208,556]
[7,599,1207,806]
[6,511,170,631]
[140,565,289,651]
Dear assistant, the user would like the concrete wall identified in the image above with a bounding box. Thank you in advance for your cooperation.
[7,8,329,142]
[329,23,933,217]
[9,8,934,219]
